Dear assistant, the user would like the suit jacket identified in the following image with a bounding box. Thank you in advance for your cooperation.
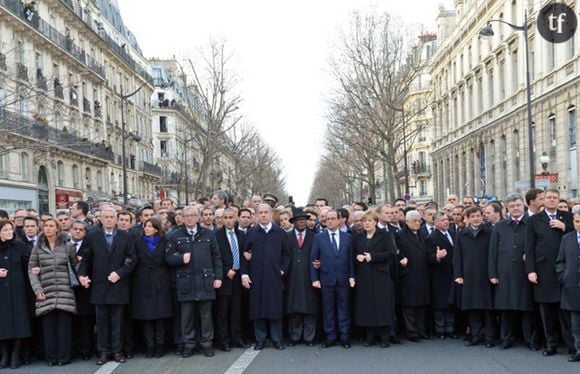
[215,227,246,297]
[285,229,320,315]
[425,229,457,309]
[525,209,573,303]
[556,231,580,311]
[396,227,430,307]
[78,228,136,305]
[310,230,355,287]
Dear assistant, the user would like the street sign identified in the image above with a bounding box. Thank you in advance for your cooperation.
[404,194,411,201]
[534,173,558,183]
[537,3,577,43]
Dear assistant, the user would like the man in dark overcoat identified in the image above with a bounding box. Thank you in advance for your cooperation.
[453,206,495,347]
[165,206,223,359]
[241,204,291,350]
[78,208,136,365]
[214,208,249,351]
[488,193,539,350]
[284,209,320,346]
[426,211,457,339]
[396,210,430,342]
[525,188,574,356]
[556,211,580,362]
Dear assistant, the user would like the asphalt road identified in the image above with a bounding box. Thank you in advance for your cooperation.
[7,339,579,374]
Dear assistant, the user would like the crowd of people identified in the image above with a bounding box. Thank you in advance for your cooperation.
[1,188,580,369]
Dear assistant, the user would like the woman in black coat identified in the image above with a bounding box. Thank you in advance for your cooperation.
[354,212,395,348]
[131,218,172,358]
[0,220,32,369]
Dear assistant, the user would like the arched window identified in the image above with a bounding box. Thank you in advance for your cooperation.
[85,167,92,190]
[96,170,103,192]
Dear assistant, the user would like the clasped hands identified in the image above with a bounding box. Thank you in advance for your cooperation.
[356,252,372,263]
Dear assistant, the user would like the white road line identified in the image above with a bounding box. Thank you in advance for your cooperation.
[224,348,261,374]
[94,361,120,374]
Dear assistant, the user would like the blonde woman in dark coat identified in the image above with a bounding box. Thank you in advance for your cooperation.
[28,218,77,366]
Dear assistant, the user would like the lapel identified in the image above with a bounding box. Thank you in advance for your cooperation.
[365,231,382,251]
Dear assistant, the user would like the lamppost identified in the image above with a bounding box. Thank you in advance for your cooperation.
[120,85,143,207]
[480,10,535,188]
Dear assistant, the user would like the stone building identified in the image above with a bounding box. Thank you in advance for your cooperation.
[430,0,580,203]
[0,0,160,213]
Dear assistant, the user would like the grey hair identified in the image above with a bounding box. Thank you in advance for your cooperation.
[572,205,580,215]
[433,211,448,222]
[256,203,272,212]
[505,193,524,204]
[405,210,421,220]
[182,206,198,216]
[212,190,228,202]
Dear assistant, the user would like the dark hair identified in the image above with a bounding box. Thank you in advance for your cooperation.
[238,208,252,217]
[166,211,176,227]
[23,216,39,225]
[315,198,328,206]
[0,219,14,230]
[75,201,89,215]
[139,206,155,217]
[337,208,349,221]
[117,210,133,222]
[393,198,406,205]
[525,188,544,206]
[198,197,209,204]
[0,210,8,219]
[465,206,483,216]
[143,218,164,237]
[353,202,368,211]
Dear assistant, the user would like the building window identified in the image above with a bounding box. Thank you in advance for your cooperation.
[547,42,555,71]
[159,116,167,132]
[488,69,494,108]
[56,161,64,186]
[569,107,576,149]
[511,49,518,93]
[420,180,427,196]
[160,140,168,157]
[97,170,103,192]
[85,167,92,190]
[498,58,505,99]
[549,114,556,147]
[72,164,80,189]
[0,154,6,178]
[418,127,426,142]
[568,35,575,60]
[20,153,29,181]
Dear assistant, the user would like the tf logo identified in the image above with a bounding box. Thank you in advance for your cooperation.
[537,3,577,43]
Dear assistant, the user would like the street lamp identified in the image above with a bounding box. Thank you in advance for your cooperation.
[540,152,550,174]
[120,84,144,207]
[480,10,535,188]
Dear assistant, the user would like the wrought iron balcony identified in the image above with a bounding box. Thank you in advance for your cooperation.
[16,62,28,81]
[0,110,114,162]
[141,161,162,177]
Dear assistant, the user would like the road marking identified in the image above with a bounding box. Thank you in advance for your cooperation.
[94,361,120,374]
[224,348,261,374]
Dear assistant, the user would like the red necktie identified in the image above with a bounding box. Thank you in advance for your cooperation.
[297,232,303,248]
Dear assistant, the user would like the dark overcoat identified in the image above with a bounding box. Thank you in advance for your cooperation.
[165,225,223,302]
[131,236,173,320]
[396,227,430,307]
[453,225,493,311]
[556,231,580,311]
[284,229,320,316]
[354,230,395,326]
[241,224,291,321]
[488,216,534,311]
[77,228,136,305]
[525,210,573,303]
[215,227,246,297]
[74,240,94,316]
[0,238,32,340]
[425,229,458,309]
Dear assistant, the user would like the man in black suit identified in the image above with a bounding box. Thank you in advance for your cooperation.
[420,206,437,240]
[310,210,355,349]
[525,188,574,356]
[214,208,248,351]
[556,211,580,362]
[426,211,457,339]
[78,208,136,366]
[285,209,320,346]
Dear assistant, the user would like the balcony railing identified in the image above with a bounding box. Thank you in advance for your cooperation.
[36,71,48,91]
[0,0,106,80]
[16,62,28,81]
[0,53,6,71]
[141,161,162,177]
[94,103,102,118]
[54,80,64,99]
[59,0,153,85]
[0,110,114,162]
[83,98,91,113]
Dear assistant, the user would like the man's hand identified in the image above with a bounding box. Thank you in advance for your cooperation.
[436,246,447,260]
[213,279,222,289]
[36,292,46,301]
[349,278,356,288]
[244,251,252,261]
[356,254,365,263]
[400,257,409,267]
[107,271,120,283]
[490,278,499,284]
[528,272,538,284]
[549,219,565,231]
[312,280,321,289]
[242,276,252,289]
[183,253,191,264]
[227,269,236,279]
[312,260,320,269]
[454,277,464,285]
[79,275,91,288]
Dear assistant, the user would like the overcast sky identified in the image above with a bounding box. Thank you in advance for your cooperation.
[118,0,454,205]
